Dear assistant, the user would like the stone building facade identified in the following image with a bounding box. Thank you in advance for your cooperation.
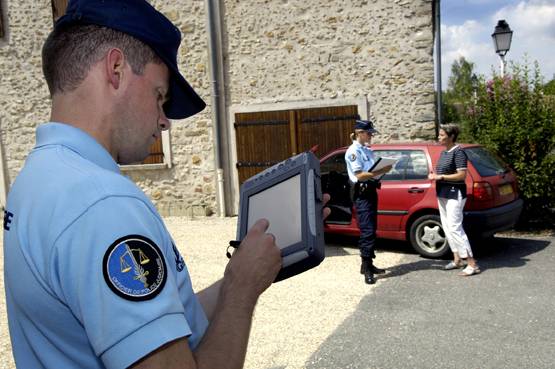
[0,0,437,216]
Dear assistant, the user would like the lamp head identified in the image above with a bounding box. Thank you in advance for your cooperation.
[492,20,513,57]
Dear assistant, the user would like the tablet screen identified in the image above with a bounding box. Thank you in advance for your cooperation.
[247,174,302,249]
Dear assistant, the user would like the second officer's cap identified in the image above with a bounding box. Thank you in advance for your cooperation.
[354,119,379,134]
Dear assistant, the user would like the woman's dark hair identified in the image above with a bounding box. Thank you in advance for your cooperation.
[42,24,161,96]
[439,123,460,142]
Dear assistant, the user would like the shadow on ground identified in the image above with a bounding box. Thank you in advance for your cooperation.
[325,233,551,275]
[306,234,554,369]
[324,234,416,258]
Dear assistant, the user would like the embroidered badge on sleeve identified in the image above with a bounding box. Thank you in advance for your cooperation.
[349,153,356,162]
[171,241,185,272]
[103,235,167,301]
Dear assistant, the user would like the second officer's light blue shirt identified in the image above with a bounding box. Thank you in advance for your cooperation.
[3,123,209,369]
[344,141,376,183]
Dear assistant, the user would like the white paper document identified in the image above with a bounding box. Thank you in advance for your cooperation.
[369,157,398,172]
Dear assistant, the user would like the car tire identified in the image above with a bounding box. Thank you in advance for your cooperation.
[409,214,450,258]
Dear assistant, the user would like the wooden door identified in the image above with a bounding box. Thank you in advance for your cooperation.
[235,110,292,184]
[235,105,358,185]
[296,105,358,157]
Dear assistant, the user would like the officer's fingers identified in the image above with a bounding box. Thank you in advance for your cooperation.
[248,218,270,235]
[322,193,331,206]
[263,232,276,245]
[323,207,332,220]
[257,233,281,269]
[241,219,272,250]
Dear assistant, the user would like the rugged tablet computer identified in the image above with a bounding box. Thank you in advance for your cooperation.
[236,151,325,282]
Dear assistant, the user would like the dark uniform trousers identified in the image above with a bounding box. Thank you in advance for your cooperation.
[353,181,379,259]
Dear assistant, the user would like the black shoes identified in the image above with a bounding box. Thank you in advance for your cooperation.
[360,261,386,275]
[360,258,386,284]
[364,271,376,284]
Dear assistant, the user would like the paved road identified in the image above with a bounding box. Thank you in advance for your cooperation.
[306,235,555,369]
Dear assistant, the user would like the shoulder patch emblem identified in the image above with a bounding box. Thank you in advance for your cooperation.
[349,153,357,162]
[171,241,185,272]
[103,235,167,301]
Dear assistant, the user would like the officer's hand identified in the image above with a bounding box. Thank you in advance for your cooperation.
[323,193,331,220]
[381,164,393,173]
[224,219,281,302]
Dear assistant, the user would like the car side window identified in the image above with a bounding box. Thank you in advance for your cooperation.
[320,153,347,175]
[375,150,429,181]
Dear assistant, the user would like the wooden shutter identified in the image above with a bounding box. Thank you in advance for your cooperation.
[51,0,69,22]
[142,139,164,164]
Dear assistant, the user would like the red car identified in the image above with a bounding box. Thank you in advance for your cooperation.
[320,143,523,258]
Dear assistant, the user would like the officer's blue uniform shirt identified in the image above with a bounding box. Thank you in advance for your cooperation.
[3,123,209,369]
[345,140,376,183]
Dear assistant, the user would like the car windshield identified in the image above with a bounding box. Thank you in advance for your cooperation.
[464,147,509,176]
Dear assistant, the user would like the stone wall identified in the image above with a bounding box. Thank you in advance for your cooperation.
[224,0,437,141]
[0,0,436,216]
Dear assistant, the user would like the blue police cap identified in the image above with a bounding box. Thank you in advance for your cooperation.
[55,0,206,120]
[354,119,379,134]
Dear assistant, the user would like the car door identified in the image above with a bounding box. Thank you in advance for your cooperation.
[320,150,353,225]
[374,149,432,236]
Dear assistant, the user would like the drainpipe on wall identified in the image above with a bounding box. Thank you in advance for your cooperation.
[434,0,443,136]
[205,0,227,217]
[0,137,8,210]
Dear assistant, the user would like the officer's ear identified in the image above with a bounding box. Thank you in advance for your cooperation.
[105,48,126,90]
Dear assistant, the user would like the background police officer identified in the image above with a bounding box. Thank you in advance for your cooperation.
[345,120,392,284]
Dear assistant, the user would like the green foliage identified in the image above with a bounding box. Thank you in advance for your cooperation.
[461,61,555,227]
[447,56,477,98]
[442,57,478,124]
[544,75,555,95]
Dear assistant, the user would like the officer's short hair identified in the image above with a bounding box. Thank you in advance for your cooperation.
[439,123,461,142]
[42,24,161,96]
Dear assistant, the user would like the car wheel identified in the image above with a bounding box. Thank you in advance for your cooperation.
[409,214,450,258]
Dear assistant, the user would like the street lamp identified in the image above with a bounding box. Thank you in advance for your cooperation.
[471,73,478,104]
[491,20,513,76]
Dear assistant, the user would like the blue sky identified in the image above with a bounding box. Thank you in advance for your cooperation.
[440,0,555,89]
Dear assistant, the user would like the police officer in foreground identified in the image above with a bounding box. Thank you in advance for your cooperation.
[2,1,333,368]
[345,120,393,284]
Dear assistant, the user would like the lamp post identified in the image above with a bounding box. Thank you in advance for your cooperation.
[491,20,513,76]
[471,73,478,105]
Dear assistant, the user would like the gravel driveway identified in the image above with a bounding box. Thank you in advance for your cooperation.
[0,216,404,369]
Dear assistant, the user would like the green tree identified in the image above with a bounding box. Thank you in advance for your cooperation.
[442,57,478,124]
[462,61,555,227]
[544,75,555,95]
[543,76,555,110]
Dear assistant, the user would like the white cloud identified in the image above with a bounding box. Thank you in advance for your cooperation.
[493,1,555,78]
[440,0,555,89]
[495,1,555,39]
[440,21,500,87]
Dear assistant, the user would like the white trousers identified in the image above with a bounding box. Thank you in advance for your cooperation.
[437,192,473,258]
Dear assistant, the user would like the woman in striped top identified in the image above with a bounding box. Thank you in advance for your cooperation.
[428,124,480,276]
